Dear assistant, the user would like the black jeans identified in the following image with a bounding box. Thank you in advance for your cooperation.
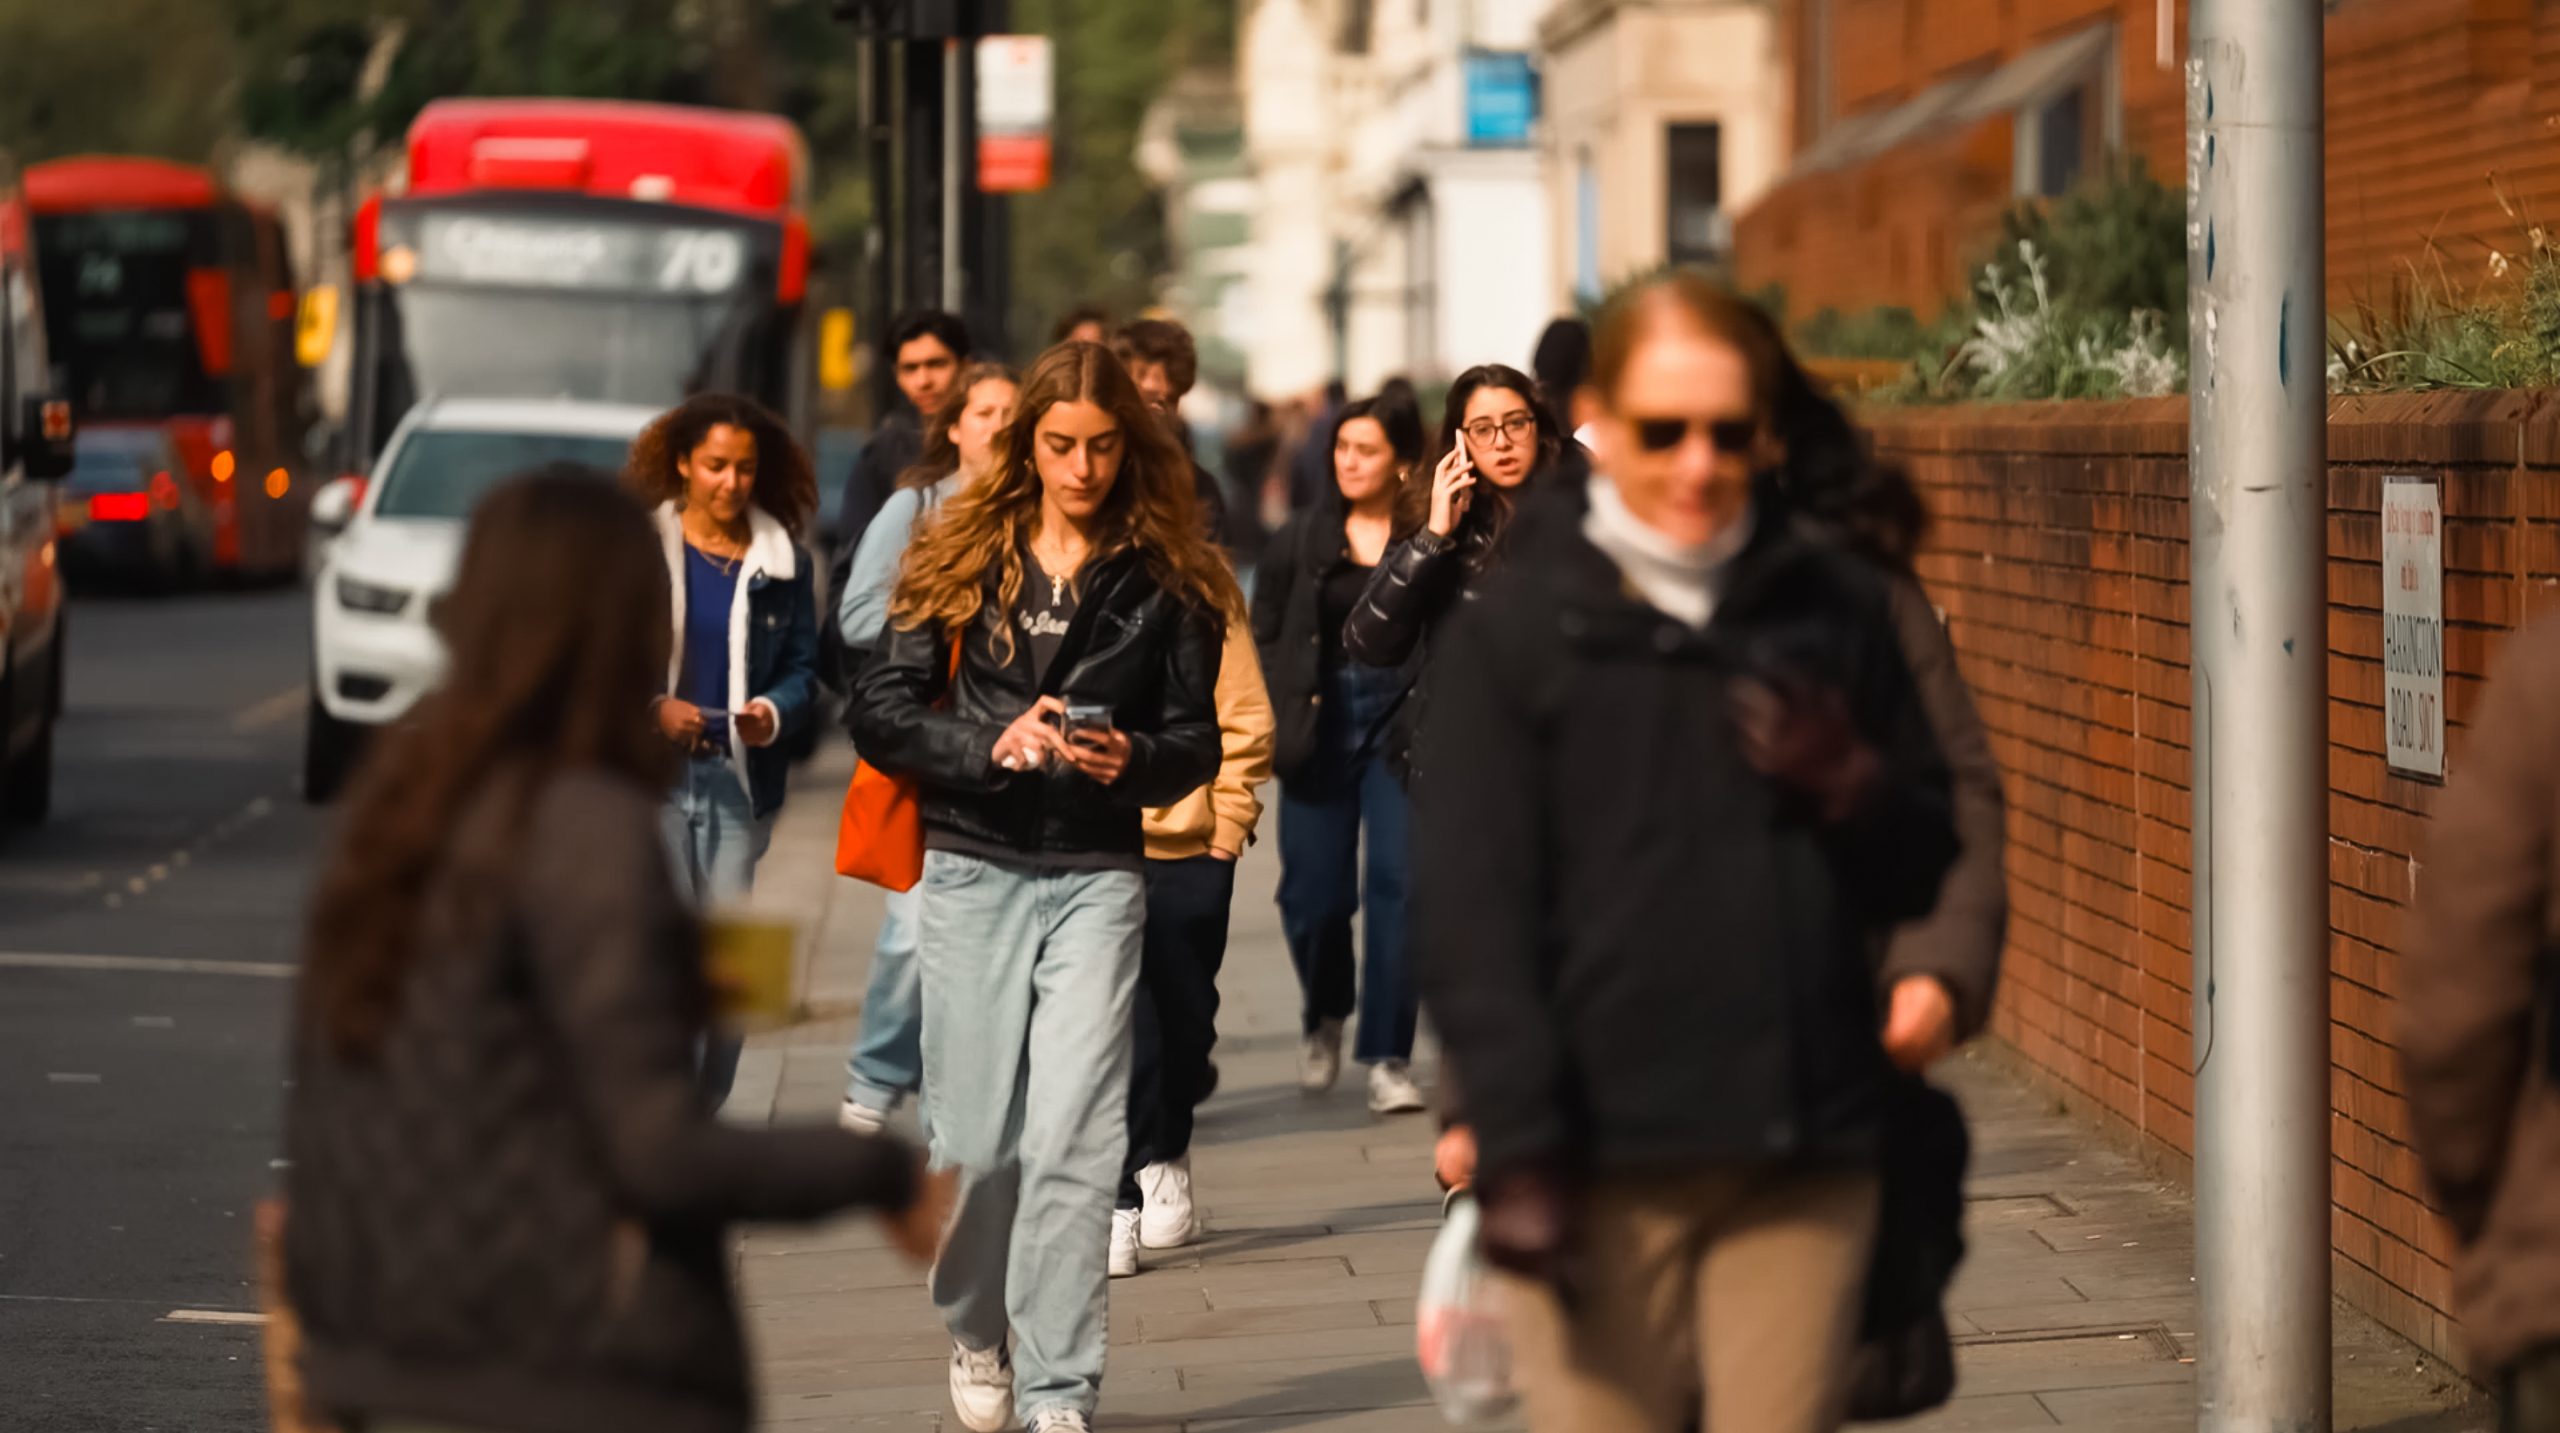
[1118,854,1239,1208]
[2512,1345,2560,1432]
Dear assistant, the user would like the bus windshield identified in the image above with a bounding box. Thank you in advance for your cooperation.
[32,210,222,421]
[377,283,760,409]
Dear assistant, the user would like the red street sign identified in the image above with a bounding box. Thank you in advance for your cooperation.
[980,133,1052,193]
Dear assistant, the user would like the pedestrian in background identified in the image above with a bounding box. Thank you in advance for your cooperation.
[284,470,949,1433]
[1343,362,1563,793]
[1253,386,1427,1110]
[1052,304,1112,347]
[1114,323,1278,1278]
[1532,315,1596,486]
[629,393,821,1105]
[1111,317,1236,545]
[851,341,1231,1433]
[836,361,1020,1137]
[2403,621,2560,1430]
[1413,274,1958,1433]
[834,309,971,583]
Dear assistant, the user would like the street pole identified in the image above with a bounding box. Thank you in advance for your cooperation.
[2186,3,2331,1430]
[941,36,964,314]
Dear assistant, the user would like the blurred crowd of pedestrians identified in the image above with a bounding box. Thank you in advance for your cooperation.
[272,272,2037,1433]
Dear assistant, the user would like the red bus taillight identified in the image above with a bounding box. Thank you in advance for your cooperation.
[351,194,382,283]
[90,493,149,523]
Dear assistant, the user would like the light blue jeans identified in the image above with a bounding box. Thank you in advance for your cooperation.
[919,848,1144,1422]
[844,884,923,1112]
[661,754,775,1103]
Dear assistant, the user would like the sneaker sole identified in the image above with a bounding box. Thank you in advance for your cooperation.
[1139,1217,1197,1249]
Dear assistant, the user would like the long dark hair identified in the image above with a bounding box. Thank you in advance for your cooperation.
[1395,363,1563,555]
[1723,300,1929,570]
[624,392,818,537]
[302,471,676,1061]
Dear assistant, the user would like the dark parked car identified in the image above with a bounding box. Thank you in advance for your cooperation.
[56,428,213,593]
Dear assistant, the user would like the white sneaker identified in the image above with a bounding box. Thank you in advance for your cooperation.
[948,1339,1015,1433]
[1030,1409,1092,1433]
[1108,1207,1141,1279]
[1136,1156,1198,1248]
[837,1097,891,1135]
[1368,1060,1426,1115]
[1300,1018,1345,1093]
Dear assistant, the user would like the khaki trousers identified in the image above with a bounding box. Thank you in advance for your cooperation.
[1500,1166,1882,1433]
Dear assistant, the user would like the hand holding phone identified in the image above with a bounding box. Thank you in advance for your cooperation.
[1051,703,1129,785]
[695,708,730,752]
[1426,443,1477,538]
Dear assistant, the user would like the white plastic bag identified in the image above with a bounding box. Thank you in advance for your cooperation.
[1415,1191,1519,1426]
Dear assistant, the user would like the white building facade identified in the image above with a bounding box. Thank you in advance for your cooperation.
[1538,0,1785,310]
[1238,0,1555,400]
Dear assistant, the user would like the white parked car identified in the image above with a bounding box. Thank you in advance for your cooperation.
[304,398,655,801]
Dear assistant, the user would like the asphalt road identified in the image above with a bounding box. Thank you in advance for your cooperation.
[0,584,320,1432]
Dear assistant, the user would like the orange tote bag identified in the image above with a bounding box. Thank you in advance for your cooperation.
[835,635,962,891]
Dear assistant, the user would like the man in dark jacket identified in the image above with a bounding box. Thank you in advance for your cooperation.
[1111,317,1234,546]
[1414,276,1959,1433]
[831,309,970,597]
[2404,619,2560,1422]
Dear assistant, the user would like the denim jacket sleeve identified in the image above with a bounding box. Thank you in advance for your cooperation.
[753,557,822,739]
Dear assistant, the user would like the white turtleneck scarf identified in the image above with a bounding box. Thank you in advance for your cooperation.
[1581,472,1753,630]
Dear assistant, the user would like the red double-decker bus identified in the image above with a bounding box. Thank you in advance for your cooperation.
[25,156,310,578]
[345,100,815,468]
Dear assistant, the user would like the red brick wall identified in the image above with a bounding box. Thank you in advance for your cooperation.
[1744,0,2546,321]
[1869,393,2560,1370]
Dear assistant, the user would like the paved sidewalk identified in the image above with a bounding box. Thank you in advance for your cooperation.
[725,749,2489,1432]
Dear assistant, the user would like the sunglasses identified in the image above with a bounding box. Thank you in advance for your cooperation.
[1631,415,1760,455]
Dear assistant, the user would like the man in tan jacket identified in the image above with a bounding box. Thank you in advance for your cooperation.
[2405,619,2560,1423]
[1110,318,1277,1278]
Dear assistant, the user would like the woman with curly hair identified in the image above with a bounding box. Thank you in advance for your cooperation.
[851,342,1233,1433]
[624,394,821,1024]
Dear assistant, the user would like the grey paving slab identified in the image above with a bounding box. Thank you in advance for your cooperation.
[723,749,2490,1432]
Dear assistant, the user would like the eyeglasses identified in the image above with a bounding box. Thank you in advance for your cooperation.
[1630,415,1760,455]
[1459,412,1537,446]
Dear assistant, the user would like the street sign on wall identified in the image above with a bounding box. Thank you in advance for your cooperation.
[2382,476,2445,779]
[1463,51,1538,148]
[977,35,1053,193]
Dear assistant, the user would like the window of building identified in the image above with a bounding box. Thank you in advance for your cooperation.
[2032,83,2090,197]
[1665,122,1726,267]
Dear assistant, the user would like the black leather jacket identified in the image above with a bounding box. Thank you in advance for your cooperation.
[850,550,1223,861]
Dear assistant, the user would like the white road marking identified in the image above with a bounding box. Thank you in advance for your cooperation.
[160,1309,267,1326]
[229,685,309,735]
[132,1015,174,1028]
[0,952,293,979]
[46,1073,101,1084]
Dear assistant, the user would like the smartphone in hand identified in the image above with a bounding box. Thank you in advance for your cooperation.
[697,708,730,750]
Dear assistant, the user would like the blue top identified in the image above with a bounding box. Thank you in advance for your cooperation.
[678,544,737,730]
[837,476,957,649]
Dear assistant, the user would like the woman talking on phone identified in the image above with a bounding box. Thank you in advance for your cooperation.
[852,341,1230,1433]
[1341,362,1566,794]
[628,394,822,1103]
[1253,386,1430,1110]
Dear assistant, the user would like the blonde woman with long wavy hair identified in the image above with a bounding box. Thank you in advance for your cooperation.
[850,341,1238,1433]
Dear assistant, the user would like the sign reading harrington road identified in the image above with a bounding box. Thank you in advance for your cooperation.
[2382,476,2445,779]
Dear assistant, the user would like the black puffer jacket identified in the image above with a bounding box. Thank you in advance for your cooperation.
[851,549,1223,860]
[1249,493,1406,784]
[1339,518,1501,787]
[285,773,915,1433]
[1413,489,1958,1182]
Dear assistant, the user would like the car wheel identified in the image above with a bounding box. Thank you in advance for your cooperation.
[3,695,55,825]
[303,691,362,804]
